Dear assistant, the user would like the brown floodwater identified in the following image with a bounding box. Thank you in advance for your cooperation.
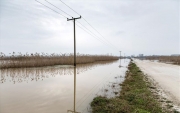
[0,59,129,113]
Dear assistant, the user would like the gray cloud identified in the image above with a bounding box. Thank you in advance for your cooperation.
[0,0,179,56]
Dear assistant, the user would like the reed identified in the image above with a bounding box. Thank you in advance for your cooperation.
[144,55,180,65]
[0,60,116,84]
[0,52,119,68]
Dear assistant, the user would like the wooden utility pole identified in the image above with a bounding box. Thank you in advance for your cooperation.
[119,51,121,67]
[67,16,81,66]
[119,51,121,59]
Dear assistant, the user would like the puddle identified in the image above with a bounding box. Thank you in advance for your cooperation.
[0,59,129,113]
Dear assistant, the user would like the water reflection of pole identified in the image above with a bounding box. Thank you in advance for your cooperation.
[74,66,76,112]
[67,67,80,113]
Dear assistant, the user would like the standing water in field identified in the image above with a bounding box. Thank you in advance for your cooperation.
[0,59,129,113]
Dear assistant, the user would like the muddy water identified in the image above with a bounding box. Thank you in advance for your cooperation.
[0,59,129,113]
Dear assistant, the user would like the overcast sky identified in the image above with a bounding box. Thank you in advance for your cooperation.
[0,0,179,56]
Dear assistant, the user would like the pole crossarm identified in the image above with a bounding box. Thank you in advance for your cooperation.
[67,16,81,21]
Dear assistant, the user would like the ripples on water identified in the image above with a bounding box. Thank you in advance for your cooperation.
[0,59,129,113]
[0,61,116,84]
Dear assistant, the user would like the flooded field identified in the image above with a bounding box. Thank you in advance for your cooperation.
[0,59,129,113]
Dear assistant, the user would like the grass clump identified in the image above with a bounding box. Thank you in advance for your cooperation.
[91,61,167,113]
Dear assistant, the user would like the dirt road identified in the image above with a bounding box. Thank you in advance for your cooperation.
[134,59,180,107]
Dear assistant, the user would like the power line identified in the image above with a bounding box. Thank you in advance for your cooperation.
[76,67,118,110]
[58,0,120,51]
[76,22,108,43]
[35,0,119,52]
[76,21,118,51]
[44,0,72,18]
[35,0,67,18]
[40,0,118,51]
[76,24,105,45]
[59,0,80,16]
[76,23,117,51]
[43,0,100,44]
[82,18,120,51]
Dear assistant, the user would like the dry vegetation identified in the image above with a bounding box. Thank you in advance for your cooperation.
[0,60,116,84]
[144,56,180,65]
[0,52,119,68]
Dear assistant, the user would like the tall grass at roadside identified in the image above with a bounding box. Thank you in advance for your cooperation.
[0,52,119,68]
[144,56,180,65]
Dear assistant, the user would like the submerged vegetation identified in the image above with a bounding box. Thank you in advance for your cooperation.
[0,52,118,68]
[0,60,116,84]
[91,61,167,113]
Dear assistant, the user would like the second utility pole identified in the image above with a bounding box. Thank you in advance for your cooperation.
[67,16,81,66]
